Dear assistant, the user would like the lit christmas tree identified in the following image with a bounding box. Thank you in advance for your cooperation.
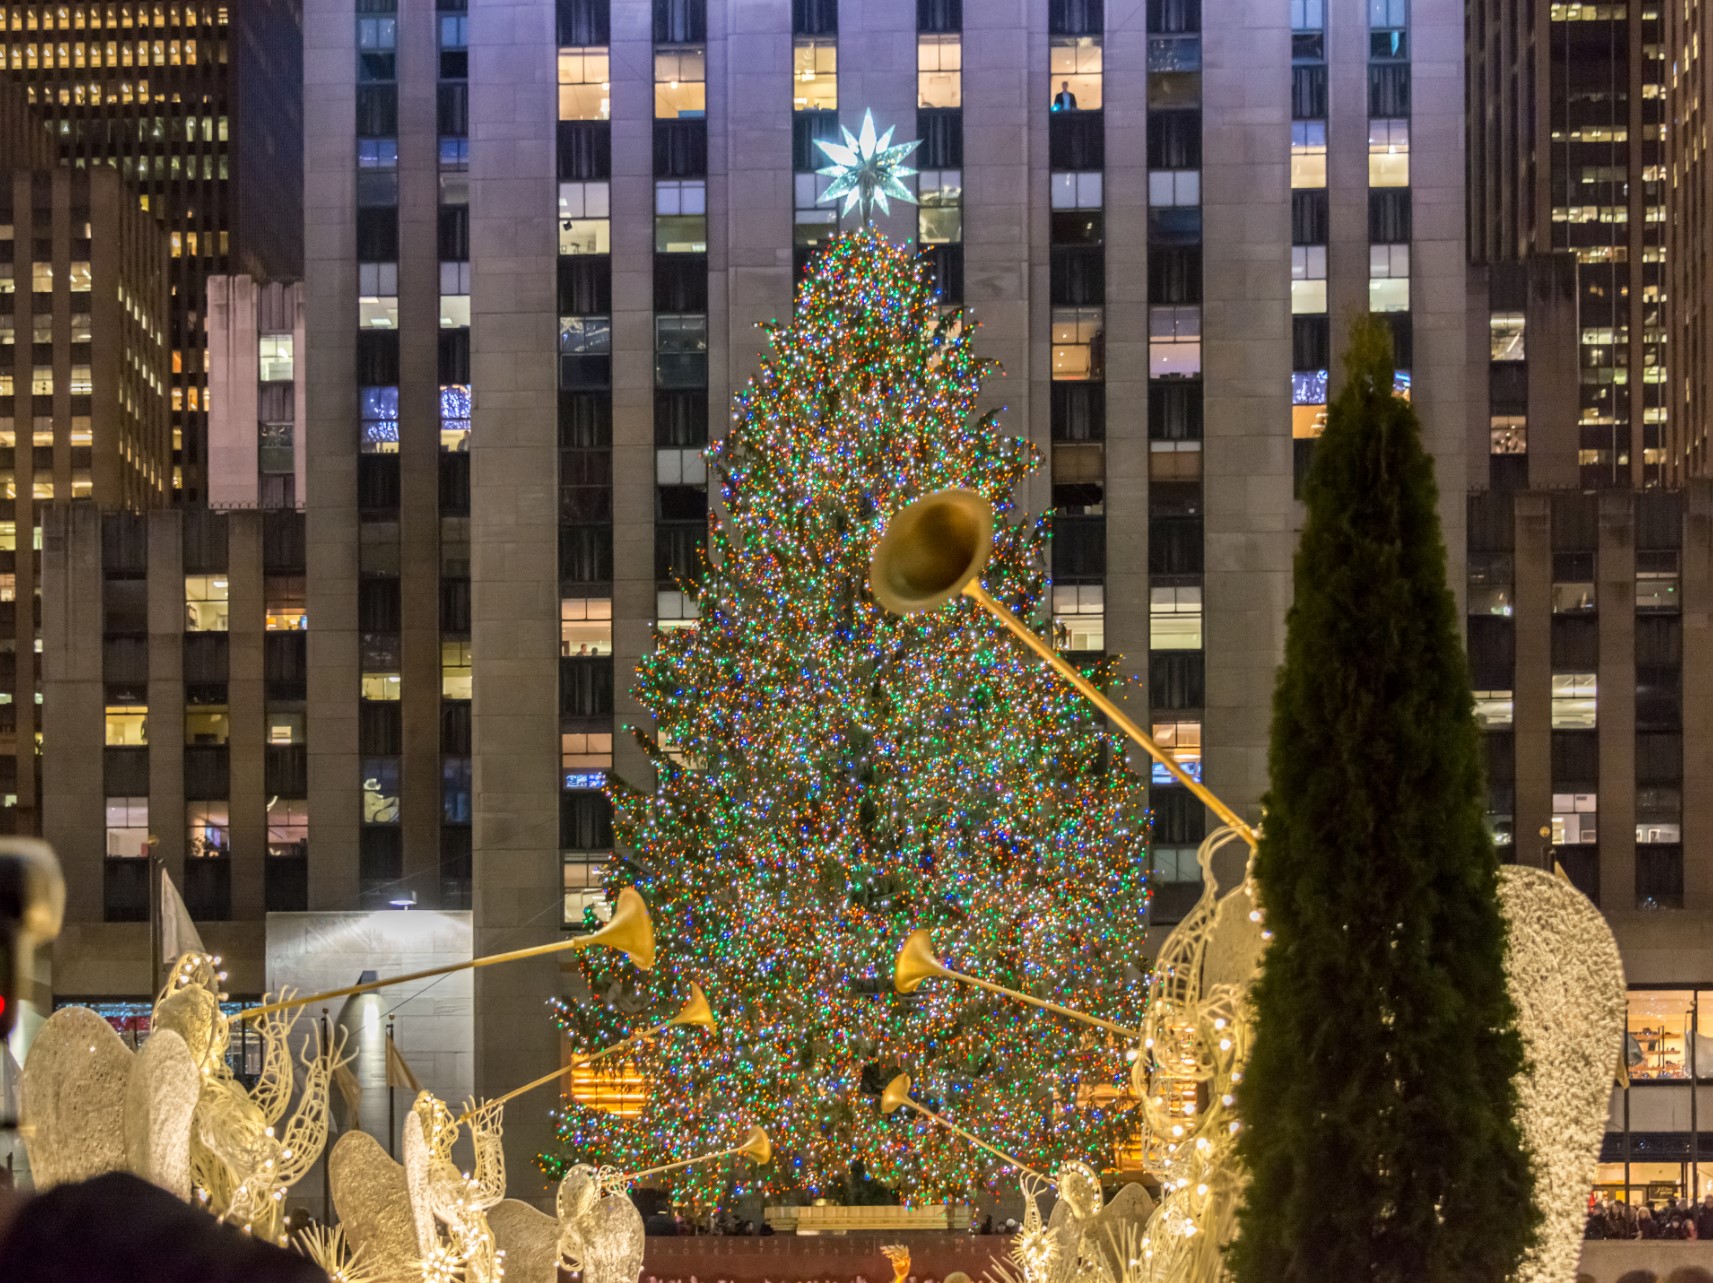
[542,228,1151,1202]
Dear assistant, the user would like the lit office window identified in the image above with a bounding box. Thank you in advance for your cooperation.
[918,33,961,108]
[561,597,614,657]
[793,39,836,111]
[1291,245,1327,314]
[1150,721,1203,784]
[258,334,294,381]
[361,760,401,824]
[1149,586,1203,649]
[441,639,472,700]
[1290,122,1327,189]
[654,46,706,119]
[1052,584,1105,653]
[187,802,231,857]
[1490,312,1525,361]
[1147,170,1198,207]
[1472,691,1514,729]
[359,385,399,454]
[358,262,399,330]
[655,180,707,253]
[105,796,148,858]
[105,704,148,746]
[558,47,610,121]
[558,181,611,254]
[918,170,962,243]
[184,575,229,632]
[267,800,309,858]
[1049,36,1102,110]
[1490,415,1526,456]
[1368,119,1410,187]
[1051,308,1104,381]
[1149,306,1202,378]
[1368,243,1410,312]
[1550,792,1597,846]
[185,705,230,745]
[1550,672,1597,729]
[562,732,615,770]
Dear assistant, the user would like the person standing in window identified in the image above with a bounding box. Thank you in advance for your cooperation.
[1053,80,1078,110]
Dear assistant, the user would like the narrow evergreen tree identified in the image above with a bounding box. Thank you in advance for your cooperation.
[1229,319,1537,1282]
[542,229,1151,1201]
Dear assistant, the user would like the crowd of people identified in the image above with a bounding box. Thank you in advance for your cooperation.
[1586,1193,1713,1240]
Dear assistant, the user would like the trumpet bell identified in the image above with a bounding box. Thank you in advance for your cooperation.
[672,981,716,1030]
[869,489,994,616]
[583,886,656,971]
[880,1073,913,1116]
[736,1126,773,1166]
[894,929,947,995]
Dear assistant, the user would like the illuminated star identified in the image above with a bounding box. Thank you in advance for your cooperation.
[814,110,921,223]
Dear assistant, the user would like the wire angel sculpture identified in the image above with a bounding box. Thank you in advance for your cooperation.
[19,950,345,1243]
[555,1163,646,1283]
[403,1090,508,1283]
[149,953,349,1241]
[999,1164,1152,1283]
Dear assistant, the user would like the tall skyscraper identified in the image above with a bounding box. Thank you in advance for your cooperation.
[0,0,303,501]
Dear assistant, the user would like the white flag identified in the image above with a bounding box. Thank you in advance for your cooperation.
[160,866,205,964]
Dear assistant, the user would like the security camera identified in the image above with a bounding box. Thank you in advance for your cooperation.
[0,840,65,1039]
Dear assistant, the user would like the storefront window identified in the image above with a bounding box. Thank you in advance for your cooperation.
[1627,988,1696,1080]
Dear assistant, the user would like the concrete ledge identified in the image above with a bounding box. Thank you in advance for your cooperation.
[1579,1241,1713,1283]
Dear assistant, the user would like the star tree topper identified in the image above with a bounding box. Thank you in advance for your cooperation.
[815,110,921,224]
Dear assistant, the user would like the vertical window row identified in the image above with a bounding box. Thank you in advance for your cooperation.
[1466,492,1514,856]
[1289,0,1327,493]
[558,0,616,929]
[102,513,151,921]
[438,0,473,909]
[791,0,839,280]
[1366,0,1411,407]
[917,0,962,302]
[1048,0,1104,657]
[1548,497,1599,901]
[1634,498,1683,908]
[1142,0,1205,880]
[1638,8,1668,486]
[355,0,403,906]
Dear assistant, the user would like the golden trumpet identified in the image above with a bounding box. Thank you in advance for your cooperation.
[879,1073,1044,1179]
[894,929,1142,1038]
[620,1125,773,1182]
[869,489,1258,849]
[236,887,656,1022]
[460,982,716,1122]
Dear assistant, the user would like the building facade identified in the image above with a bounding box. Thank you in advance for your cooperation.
[0,0,304,500]
[204,274,304,509]
[0,73,170,839]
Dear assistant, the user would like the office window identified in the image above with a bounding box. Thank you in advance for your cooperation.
[1150,585,1203,649]
[1551,552,1595,614]
[562,732,615,771]
[1147,170,1198,207]
[185,706,230,746]
[358,261,399,329]
[267,711,306,745]
[558,47,610,121]
[558,181,611,254]
[1490,415,1526,456]
[1051,583,1104,652]
[1292,0,1325,27]
[1051,308,1103,381]
[440,638,472,700]
[655,179,707,253]
[1550,672,1597,729]
[1291,245,1327,315]
[258,335,294,382]
[657,589,700,628]
[560,316,612,356]
[793,171,837,245]
[563,852,609,927]
[1369,243,1409,312]
[68,261,92,291]
[793,39,837,111]
[267,799,308,858]
[1637,550,1680,613]
[361,759,401,824]
[105,796,148,859]
[1052,171,1104,210]
[655,46,706,119]
[1550,792,1597,846]
[1049,35,1102,110]
[105,704,147,746]
[29,366,51,395]
[562,596,614,656]
[1151,721,1202,784]
[1368,118,1409,187]
[1149,305,1201,378]
[1490,312,1525,362]
[361,673,402,701]
[184,575,229,632]
[918,169,962,243]
[30,263,50,292]
[1290,122,1326,189]
[187,802,230,858]
[360,385,400,454]
[918,33,961,108]
[1472,690,1513,729]
[265,576,307,631]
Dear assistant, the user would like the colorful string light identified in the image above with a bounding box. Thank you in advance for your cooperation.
[542,229,1152,1204]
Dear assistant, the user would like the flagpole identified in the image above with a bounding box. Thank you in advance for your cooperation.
[386,1014,397,1158]
[321,1008,332,1223]
[145,836,161,997]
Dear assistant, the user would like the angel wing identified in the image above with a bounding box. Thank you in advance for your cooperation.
[122,1027,201,1199]
[583,1191,646,1283]
[328,1129,420,1283]
[490,1198,561,1283]
[401,1108,441,1261]
[19,1006,133,1189]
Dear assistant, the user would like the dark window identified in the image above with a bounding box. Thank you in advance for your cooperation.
[1637,733,1683,785]
[358,452,400,512]
[558,122,612,182]
[1146,111,1200,168]
[441,827,473,908]
[1151,786,1205,846]
[104,747,149,796]
[1292,65,1327,119]
[360,702,403,755]
[184,748,229,799]
[917,109,963,168]
[1054,516,1105,580]
[656,390,708,447]
[792,0,838,35]
[1636,667,1682,731]
[183,856,230,921]
[1551,493,1599,551]
[557,0,609,45]
[265,633,306,702]
[356,85,398,137]
[1550,731,1598,782]
[442,701,473,755]
[921,242,963,303]
[1369,189,1411,243]
[104,858,149,922]
[437,83,469,136]
[1637,846,1683,909]
[561,394,613,448]
[357,329,400,385]
[918,0,961,32]
[1466,616,1514,689]
[183,633,228,685]
[561,526,614,587]
[266,854,308,913]
[1052,210,1104,245]
[438,205,469,260]
[1149,382,1202,440]
[265,745,308,797]
[1148,246,1201,305]
[1147,0,1198,31]
[439,452,471,514]
[1293,316,1330,371]
[1149,652,1205,710]
[1292,190,1328,244]
[358,576,402,633]
[1369,64,1410,116]
[357,207,398,260]
[656,523,704,584]
[653,0,706,42]
[561,791,614,848]
[104,578,148,635]
[263,512,306,572]
[1051,112,1106,170]
[359,827,404,908]
[1549,615,1598,669]
[439,329,470,384]
[102,513,148,574]
[181,510,228,574]
[654,120,708,178]
[1557,848,1598,905]
[1051,246,1105,306]
[441,579,471,633]
[793,111,841,171]
[558,256,612,315]
[1636,615,1682,666]
[560,657,614,718]
[1053,383,1105,442]
[1148,513,1203,574]
[1049,0,1103,35]
[654,255,710,313]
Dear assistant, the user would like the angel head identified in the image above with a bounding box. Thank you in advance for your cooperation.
[1054,1162,1104,1221]
[557,1164,599,1223]
[411,1091,458,1159]
[152,956,230,1072]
